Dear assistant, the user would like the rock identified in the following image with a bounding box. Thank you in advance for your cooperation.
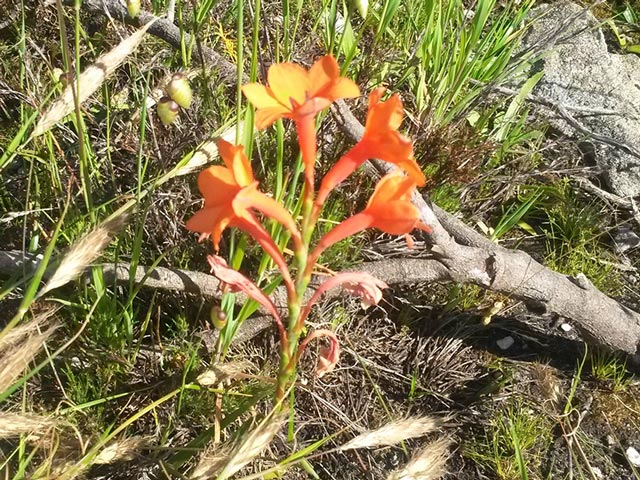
[613,225,640,254]
[560,323,572,332]
[496,336,515,350]
[626,446,640,467]
[521,1,640,197]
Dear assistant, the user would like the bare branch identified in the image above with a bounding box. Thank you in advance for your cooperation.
[333,100,640,356]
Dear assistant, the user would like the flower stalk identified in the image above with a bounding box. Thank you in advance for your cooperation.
[187,55,429,404]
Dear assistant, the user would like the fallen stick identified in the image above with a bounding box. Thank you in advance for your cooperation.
[333,100,640,356]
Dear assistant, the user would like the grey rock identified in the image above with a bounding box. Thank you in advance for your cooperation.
[521,1,640,197]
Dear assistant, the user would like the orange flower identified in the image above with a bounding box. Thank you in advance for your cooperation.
[186,140,300,283]
[242,55,360,130]
[309,172,421,268]
[317,88,426,205]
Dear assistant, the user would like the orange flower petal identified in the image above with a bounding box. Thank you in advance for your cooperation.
[324,77,361,101]
[197,166,237,206]
[267,62,309,108]
[367,173,415,206]
[255,106,290,130]
[241,83,284,109]
[310,212,374,265]
[186,205,235,250]
[316,147,364,205]
[308,55,340,96]
[366,88,403,129]
[396,157,426,186]
[185,208,215,233]
[370,201,419,235]
[233,214,293,287]
[217,140,254,187]
[239,188,301,241]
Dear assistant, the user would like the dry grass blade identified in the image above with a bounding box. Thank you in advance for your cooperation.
[31,21,155,137]
[192,413,285,480]
[0,413,57,440]
[0,321,57,391]
[38,214,127,297]
[339,416,441,451]
[387,437,451,480]
[191,446,232,480]
[197,361,253,386]
[94,436,148,464]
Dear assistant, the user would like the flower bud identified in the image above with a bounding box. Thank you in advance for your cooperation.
[167,73,192,109]
[350,0,368,18]
[127,0,140,18]
[51,68,64,85]
[157,96,179,125]
[210,306,227,330]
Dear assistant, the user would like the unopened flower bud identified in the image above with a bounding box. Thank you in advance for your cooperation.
[51,68,64,85]
[127,0,140,18]
[157,96,179,125]
[167,73,192,109]
[350,0,368,18]
[210,306,227,330]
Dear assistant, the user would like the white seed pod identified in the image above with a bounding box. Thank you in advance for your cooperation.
[167,73,192,109]
[157,96,179,125]
[127,0,140,18]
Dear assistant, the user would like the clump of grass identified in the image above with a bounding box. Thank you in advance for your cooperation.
[464,398,553,479]
[588,348,632,392]
[540,184,620,294]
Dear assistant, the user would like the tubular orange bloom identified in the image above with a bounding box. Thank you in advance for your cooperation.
[242,55,360,130]
[317,88,426,205]
[186,140,300,286]
[309,172,421,268]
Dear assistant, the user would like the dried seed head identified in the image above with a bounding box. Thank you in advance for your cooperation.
[157,96,180,125]
[0,321,57,392]
[126,0,140,17]
[387,437,450,480]
[191,446,231,480]
[168,73,193,109]
[214,413,285,480]
[94,436,148,464]
[339,416,441,451]
[38,214,126,298]
[0,413,57,441]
